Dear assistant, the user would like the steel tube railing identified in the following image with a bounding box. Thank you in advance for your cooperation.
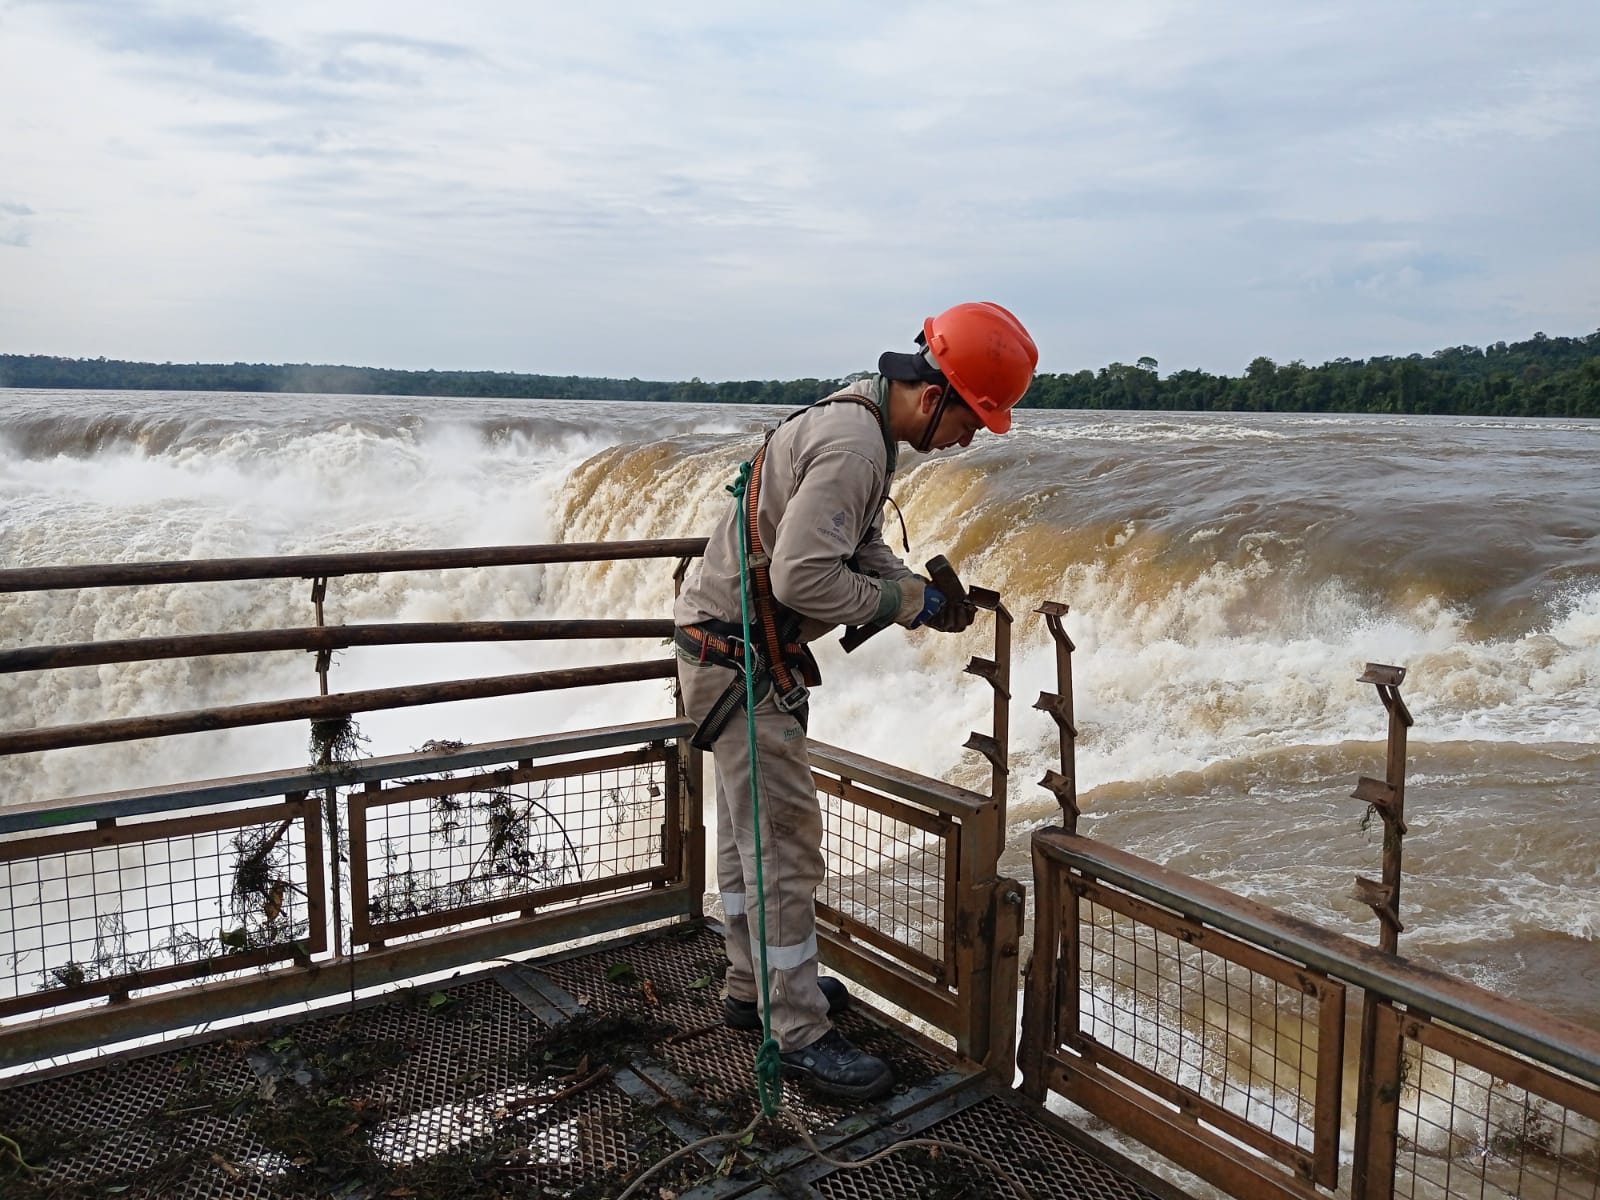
[0,539,709,592]
[0,660,677,755]
[1035,830,1600,1089]
[0,620,676,673]
[0,719,693,834]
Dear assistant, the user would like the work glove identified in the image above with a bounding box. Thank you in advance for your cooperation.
[923,593,977,633]
[892,575,941,627]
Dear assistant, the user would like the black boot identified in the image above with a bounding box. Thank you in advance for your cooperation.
[723,976,850,1031]
[779,1028,894,1101]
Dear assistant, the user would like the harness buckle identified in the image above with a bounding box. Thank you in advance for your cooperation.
[772,680,810,714]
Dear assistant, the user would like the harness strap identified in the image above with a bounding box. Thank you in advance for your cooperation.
[742,441,810,713]
[677,623,815,750]
[693,672,754,751]
[741,391,885,714]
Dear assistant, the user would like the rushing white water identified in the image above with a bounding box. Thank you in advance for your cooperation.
[2,388,1597,1028]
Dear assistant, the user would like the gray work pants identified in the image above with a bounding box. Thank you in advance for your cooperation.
[678,655,831,1052]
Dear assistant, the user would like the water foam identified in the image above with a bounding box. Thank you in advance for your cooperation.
[4,394,1597,977]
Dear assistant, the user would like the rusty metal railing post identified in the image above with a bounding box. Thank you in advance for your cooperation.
[1018,831,1061,1101]
[309,575,344,958]
[1033,602,1079,831]
[951,587,1020,1077]
[959,587,1012,815]
[672,557,704,918]
[1350,662,1412,1200]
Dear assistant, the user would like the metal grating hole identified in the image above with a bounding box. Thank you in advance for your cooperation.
[819,781,950,973]
[810,1095,1170,1200]
[1395,1027,1600,1200]
[1078,893,1322,1154]
[362,756,667,934]
[1,806,316,1016]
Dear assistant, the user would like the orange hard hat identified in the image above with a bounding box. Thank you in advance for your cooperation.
[880,302,1039,435]
[921,302,1038,434]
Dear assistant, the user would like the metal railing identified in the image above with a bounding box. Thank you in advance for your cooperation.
[1018,604,1600,1200]
[809,583,1024,1074]
[1,542,1021,1080]
[1020,832,1600,1199]
[1378,1007,1600,1199]
[0,722,696,1068]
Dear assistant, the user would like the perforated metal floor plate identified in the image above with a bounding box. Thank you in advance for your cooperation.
[0,1027,312,1198]
[764,1087,1187,1200]
[529,924,971,1136]
[2,922,1195,1199]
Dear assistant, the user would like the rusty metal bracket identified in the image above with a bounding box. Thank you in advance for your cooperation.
[1351,875,1404,934]
[1038,769,1079,823]
[1359,663,1413,727]
[1036,600,1076,651]
[967,584,1003,612]
[964,656,1010,699]
[1033,690,1078,739]
[963,732,1007,774]
[1351,776,1408,835]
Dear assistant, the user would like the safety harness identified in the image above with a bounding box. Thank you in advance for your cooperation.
[682,389,894,751]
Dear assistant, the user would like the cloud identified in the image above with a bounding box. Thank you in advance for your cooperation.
[39,0,291,76]
[0,199,33,247]
[1,1,1597,376]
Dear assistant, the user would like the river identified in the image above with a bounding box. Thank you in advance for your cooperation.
[2,387,1596,1029]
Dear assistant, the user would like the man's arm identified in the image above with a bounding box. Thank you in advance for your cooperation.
[768,447,909,628]
[850,517,914,583]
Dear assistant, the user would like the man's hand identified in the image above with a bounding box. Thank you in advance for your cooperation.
[923,594,977,633]
[892,575,937,627]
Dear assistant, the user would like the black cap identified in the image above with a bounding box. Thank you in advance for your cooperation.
[879,335,946,384]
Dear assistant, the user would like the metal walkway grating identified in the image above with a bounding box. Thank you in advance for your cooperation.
[0,922,1184,1199]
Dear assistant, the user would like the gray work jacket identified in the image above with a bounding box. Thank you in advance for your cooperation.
[674,376,913,637]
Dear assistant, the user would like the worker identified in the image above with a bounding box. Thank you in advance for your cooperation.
[674,302,1038,1101]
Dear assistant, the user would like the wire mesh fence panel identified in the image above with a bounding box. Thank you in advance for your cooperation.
[1393,1014,1600,1200]
[814,770,957,984]
[0,796,323,1019]
[1067,876,1344,1186]
[352,747,675,944]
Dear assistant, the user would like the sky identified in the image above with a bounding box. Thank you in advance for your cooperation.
[1,1,1597,381]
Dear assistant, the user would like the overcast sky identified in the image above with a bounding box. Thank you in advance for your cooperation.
[2,1,1597,380]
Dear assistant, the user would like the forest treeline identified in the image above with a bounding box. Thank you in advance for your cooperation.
[3,328,1597,417]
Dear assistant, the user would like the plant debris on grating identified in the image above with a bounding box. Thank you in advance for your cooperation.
[890,1146,1020,1200]
[0,1006,705,1200]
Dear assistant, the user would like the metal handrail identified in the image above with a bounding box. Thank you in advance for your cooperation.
[0,540,704,754]
[0,620,676,673]
[809,741,993,819]
[0,539,709,592]
[1035,828,1600,1089]
[0,719,694,835]
[0,660,678,755]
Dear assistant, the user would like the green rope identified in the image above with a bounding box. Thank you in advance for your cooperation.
[0,1131,37,1172]
[728,463,783,1117]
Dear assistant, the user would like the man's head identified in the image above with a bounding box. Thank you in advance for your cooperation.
[879,301,1038,453]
